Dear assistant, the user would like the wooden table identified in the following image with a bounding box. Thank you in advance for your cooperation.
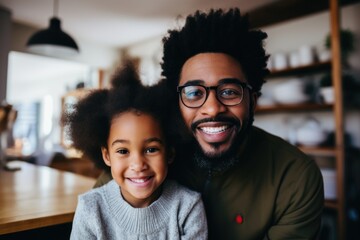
[0,161,95,235]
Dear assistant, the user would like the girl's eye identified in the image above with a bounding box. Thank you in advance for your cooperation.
[117,149,129,155]
[145,147,159,154]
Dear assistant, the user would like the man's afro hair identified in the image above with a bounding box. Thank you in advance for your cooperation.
[161,8,269,94]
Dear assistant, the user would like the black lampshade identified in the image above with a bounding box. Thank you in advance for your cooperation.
[27,17,79,56]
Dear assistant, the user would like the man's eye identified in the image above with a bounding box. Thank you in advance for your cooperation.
[219,88,241,98]
[184,87,204,100]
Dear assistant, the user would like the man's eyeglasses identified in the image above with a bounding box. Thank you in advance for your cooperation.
[177,82,253,108]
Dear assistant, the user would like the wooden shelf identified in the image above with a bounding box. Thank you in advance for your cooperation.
[256,103,333,113]
[267,61,331,78]
[245,0,360,238]
[299,146,336,157]
[325,200,338,209]
[248,0,357,238]
[247,0,360,29]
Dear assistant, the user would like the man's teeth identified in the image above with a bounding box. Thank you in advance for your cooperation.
[130,177,150,183]
[201,126,229,134]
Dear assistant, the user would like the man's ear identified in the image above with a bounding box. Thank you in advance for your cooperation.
[101,147,111,167]
[167,147,175,164]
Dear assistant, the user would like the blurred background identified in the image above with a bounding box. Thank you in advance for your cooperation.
[0,0,359,239]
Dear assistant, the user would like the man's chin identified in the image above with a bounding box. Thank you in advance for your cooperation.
[194,149,237,173]
[200,144,231,159]
[193,125,251,172]
[193,141,240,172]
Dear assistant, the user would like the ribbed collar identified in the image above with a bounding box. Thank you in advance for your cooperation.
[103,180,174,234]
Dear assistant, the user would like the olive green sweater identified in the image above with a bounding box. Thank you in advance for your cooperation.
[95,126,324,239]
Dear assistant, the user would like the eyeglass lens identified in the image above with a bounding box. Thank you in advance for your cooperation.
[180,83,244,108]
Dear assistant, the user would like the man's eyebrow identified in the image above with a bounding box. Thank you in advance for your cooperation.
[181,78,244,86]
[182,79,204,86]
[218,78,243,84]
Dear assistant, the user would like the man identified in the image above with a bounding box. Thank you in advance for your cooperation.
[96,8,324,239]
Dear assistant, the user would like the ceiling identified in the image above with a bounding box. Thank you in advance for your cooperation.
[0,0,276,48]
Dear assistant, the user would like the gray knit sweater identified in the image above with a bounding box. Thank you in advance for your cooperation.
[70,180,207,240]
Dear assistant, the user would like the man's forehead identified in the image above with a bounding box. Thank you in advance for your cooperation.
[181,78,245,86]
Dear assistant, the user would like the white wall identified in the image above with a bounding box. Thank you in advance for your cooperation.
[126,36,163,86]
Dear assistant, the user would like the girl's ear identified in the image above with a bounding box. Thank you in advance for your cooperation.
[101,147,111,167]
[167,147,175,164]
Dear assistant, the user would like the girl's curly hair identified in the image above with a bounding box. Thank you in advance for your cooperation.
[61,62,171,171]
[161,8,269,95]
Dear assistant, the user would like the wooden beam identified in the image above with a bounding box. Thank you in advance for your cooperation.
[329,0,346,239]
[247,0,360,29]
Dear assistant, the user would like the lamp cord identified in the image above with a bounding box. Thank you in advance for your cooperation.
[53,0,59,17]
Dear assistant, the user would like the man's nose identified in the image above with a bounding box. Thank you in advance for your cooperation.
[199,90,226,117]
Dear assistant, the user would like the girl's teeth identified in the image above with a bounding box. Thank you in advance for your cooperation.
[130,177,149,183]
[201,126,228,134]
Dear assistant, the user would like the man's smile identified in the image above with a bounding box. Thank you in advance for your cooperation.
[200,125,230,134]
[192,118,240,145]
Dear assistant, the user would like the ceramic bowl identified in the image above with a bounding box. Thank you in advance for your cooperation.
[296,130,326,146]
[296,119,327,146]
[272,79,310,104]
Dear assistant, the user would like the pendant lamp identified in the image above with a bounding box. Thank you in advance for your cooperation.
[26,0,79,56]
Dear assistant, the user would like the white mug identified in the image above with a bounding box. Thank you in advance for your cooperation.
[289,51,300,68]
[273,53,288,70]
[299,45,315,65]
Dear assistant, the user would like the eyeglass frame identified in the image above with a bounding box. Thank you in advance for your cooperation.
[177,78,253,108]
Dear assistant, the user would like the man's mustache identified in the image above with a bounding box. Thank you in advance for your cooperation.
[191,116,241,132]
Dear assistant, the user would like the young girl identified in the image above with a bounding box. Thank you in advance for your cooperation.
[65,64,207,239]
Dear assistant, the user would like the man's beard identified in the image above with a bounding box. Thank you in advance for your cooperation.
[192,110,254,173]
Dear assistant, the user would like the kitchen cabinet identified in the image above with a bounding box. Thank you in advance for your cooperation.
[248,0,359,239]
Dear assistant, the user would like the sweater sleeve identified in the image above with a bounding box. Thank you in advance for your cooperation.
[70,196,97,240]
[266,159,324,239]
[181,194,208,240]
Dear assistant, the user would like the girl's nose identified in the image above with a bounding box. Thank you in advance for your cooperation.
[129,155,148,172]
